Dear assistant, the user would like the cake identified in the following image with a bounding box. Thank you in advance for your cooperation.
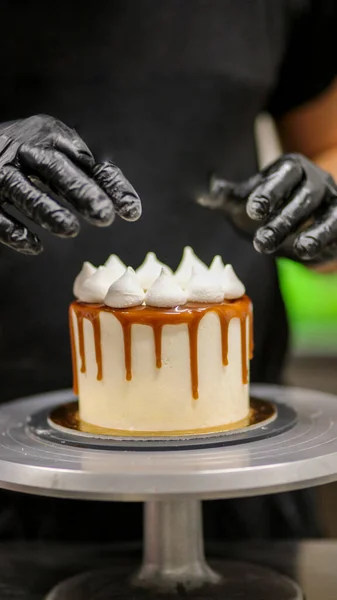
[69,247,253,435]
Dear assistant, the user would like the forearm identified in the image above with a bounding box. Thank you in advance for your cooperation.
[275,81,337,272]
[303,148,337,273]
[313,146,337,182]
[276,78,337,181]
[306,149,337,273]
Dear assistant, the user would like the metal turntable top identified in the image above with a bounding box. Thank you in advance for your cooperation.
[0,384,337,501]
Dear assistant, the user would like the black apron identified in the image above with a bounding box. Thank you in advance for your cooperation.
[0,0,324,539]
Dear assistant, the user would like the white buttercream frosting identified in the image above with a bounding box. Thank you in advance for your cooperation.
[73,261,97,299]
[186,269,224,303]
[77,267,113,303]
[136,252,173,290]
[222,265,246,299]
[174,246,208,288]
[104,254,126,281]
[105,267,145,308]
[145,268,187,308]
[209,255,226,277]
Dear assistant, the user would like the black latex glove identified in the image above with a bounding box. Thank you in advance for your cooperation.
[0,114,141,255]
[198,153,337,266]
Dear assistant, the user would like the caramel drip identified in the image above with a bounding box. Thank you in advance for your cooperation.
[92,313,103,381]
[71,305,103,384]
[188,319,200,399]
[219,316,229,366]
[69,308,78,396]
[123,322,132,381]
[249,312,254,360]
[240,316,248,385]
[70,296,253,399]
[77,313,86,374]
[153,324,163,369]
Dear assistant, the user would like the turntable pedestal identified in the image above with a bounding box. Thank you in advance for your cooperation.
[1,384,337,598]
[134,500,221,589]
[47,498,303,599]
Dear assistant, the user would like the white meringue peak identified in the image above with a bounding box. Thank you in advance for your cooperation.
[105,267,145,308]
[186,269,224,303]
[209,255,226,277]
[104,254,126,281]
[77,266,113,303]
[73,261,97,299]
[136,252,172,290]
[145,268,187,308]
[222,265,246,300]
[72,249,246,307]
[174,246,208,288]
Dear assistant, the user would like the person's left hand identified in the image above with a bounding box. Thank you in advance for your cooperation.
[198,153,337,266]
[0,115,142,255]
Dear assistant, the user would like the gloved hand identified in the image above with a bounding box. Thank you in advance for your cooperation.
[0,114,141,255]
[198,153,337,266]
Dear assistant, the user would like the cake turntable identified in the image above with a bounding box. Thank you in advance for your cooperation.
[0,384,337,599]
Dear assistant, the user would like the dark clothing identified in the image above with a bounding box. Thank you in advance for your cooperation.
[0,0,335,540]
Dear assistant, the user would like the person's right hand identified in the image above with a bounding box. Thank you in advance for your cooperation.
[197,154,337,267]
[0,114,141,254]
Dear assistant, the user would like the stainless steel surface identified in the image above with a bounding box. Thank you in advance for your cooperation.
[0,385,337,500]
[29,397,297,450]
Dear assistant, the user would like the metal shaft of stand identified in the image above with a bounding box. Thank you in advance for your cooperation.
[133,499,221,591]
[46,498,304,600]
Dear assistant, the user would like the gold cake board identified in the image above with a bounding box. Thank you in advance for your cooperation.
[48,397,277,439]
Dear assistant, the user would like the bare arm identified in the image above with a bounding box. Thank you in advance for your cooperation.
[199,82,337,269]
[276,79,337,272]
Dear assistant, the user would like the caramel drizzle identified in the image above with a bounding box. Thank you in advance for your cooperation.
[92,314,103,381]
[123,323,132,381]
[77,313,86,374]
[70,297,253,400]
[219,317,229,366]
[249,311,254,360]
[69,308,79,396]
[188,320,199,399]
[69,304,103,392]
[153,324,163,369]
[240,316,248,385]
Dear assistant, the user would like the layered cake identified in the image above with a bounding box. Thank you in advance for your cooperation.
[70,247,253,435]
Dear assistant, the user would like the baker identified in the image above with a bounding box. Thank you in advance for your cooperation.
[0,1,336,540]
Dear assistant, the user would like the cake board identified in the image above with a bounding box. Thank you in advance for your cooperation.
[0,384,337,599]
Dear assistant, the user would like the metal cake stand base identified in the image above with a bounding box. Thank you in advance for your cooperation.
[46,500,302,599]
[1,384,337,598]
